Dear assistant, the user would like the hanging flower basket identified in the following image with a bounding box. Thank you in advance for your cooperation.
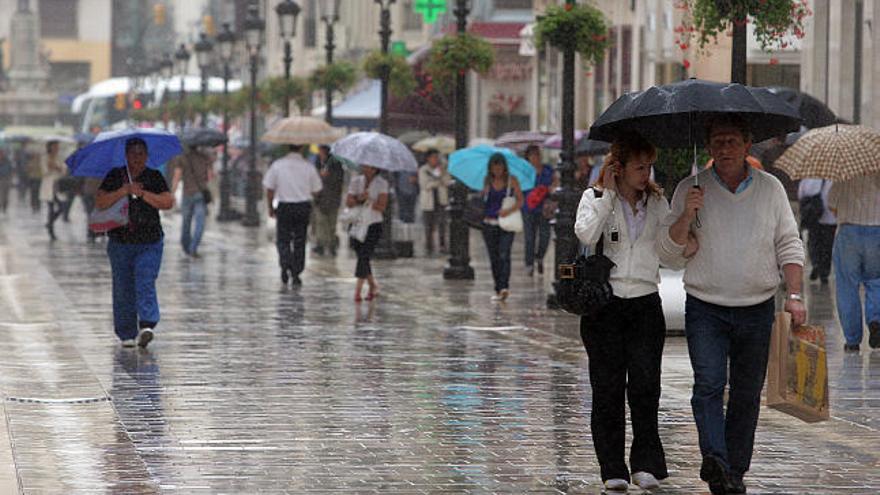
[363,51,417,98]
[534,2,610,67]
[676,0,811,52]
[310,62,358,93]
[260,76,312,115]
[425,33,495,90]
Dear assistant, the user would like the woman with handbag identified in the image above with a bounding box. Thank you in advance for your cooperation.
[345,165,388,302]
[96,138,174,348]
[481,153,523,302]
[573,132,694,492]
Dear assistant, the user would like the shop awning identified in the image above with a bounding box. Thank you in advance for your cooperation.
[311,80,380,130]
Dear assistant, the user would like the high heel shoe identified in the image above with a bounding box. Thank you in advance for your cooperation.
[354,293,363,302]
[366,290,379,301]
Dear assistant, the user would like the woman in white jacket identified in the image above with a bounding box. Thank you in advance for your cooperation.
[574,132,694,492]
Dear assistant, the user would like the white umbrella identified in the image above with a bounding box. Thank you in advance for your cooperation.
[412,135,455,154]
[330,132,418,172]
[261,116,344,145]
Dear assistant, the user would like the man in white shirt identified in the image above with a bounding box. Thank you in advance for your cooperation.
[263,145,322,285]
[658,115,805,495]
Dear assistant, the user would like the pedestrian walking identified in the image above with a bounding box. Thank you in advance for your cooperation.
[0,149,12,214]
[417,148,450,255]
[40,140,66,241]
[521,144,557,276]
[827,172,880,351]
[345,166,388,302]
[658,114,805,495]
[396,169,419,224]
[170,145,214,257]
[96,137,174,348]
[25,145,42,213]
[798,179,836,285]
[264,145,322,286]
[481,153,523,302]
[312,145,345,256]
[574,132,681,493]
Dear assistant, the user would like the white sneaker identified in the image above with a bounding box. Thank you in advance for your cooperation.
[136,328,154,348]
[604,478,629,492]
[491,293,503,302]
[121,339,136,348]
[632,471,660,490]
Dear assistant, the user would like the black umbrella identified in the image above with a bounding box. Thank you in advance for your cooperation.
[767,87,837,129]
[182,128,228,147]
[575,138,610,156]
[589,79,802,148]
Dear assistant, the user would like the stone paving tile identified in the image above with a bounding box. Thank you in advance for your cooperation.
[0,200,879,493]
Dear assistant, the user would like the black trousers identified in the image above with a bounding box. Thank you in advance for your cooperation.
[807,223,836,279]
[352,223,383,278]
[275,202,311,277]
[580,292,668,482]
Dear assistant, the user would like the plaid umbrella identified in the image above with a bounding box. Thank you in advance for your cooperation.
[495,131,554,152]
[774,124,880,180]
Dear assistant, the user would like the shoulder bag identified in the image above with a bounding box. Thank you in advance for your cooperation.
[556,188,616,316]
[89,167,132,234]
[498,179,523,233]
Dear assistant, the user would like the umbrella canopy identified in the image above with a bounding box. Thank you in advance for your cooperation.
[589,79,802,148]
[412,135,455,154]
[330,132,418,173]
[65,128,183,178]
[448,145,537,191]
[774,124,880,181]
[182,127,228,147]
[397,130,432,146]
[495,131,555,152]
[767,87,837,129]
[576,138,611,157]
[543,130,588,149]
[262,116,344,145]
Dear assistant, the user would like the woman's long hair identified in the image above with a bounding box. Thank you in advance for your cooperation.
[484,152,510,189]
[595,132,663,198]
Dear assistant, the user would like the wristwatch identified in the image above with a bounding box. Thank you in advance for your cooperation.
[788,293,803,302]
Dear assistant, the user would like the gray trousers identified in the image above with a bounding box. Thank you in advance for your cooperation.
[313,207,339,250]
[423,208,447,252]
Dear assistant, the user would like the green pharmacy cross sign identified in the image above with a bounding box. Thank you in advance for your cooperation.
[414,0,447,24]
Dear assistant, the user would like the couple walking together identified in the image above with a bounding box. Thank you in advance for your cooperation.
[575,115,805,494]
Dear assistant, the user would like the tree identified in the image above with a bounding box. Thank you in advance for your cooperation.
[675,0,812,83]
[363,51,417,98]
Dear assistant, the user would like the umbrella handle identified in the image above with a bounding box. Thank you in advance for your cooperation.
[692,185,702,229]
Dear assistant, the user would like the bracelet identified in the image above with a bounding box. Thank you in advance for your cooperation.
[787,293,803,302]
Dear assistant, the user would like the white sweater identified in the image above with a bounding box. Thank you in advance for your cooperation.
[657,168,804,307]
[574,188,671,299]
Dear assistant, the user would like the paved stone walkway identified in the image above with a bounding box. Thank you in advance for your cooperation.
[0,198,878,494]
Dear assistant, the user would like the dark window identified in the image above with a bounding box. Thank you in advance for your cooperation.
[495,0,532,9]
[402,1,423,31]
[304,0,317,48]
[39,0,78,38]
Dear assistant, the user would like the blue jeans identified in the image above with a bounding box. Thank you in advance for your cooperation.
[832,224,880,345]
[181,193,207,255]
[107,239,164,340]
[684,295,775,476]
[523,209,551,268]
[482,224,514,293]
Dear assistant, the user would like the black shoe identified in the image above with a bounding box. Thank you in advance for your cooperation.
[281,269,289,284]
[844,343,860,353]
[701,455,735,494]
[536,263,544,275]
[728,473,746,494]
[867,321,880,349]
[291,275,302,286]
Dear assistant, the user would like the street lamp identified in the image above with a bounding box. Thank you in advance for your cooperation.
[241,1,265,227]
[174,43,191,131]
[443,0,475,280]
[547,0,579,308]
[194,31,214,126]
[321,0,341,124]
[159,53,174,128]
[216,22,240,222]
[275,0,300,117]
[373,0,397,260]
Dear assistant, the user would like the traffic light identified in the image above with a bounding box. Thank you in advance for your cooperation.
[132,98,143,110]
[153,3,166,26]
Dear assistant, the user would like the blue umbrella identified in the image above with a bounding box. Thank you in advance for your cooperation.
[66,128,183,178]
[448,145,536,191]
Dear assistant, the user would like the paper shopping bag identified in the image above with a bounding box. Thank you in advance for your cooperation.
[766,312,830,423]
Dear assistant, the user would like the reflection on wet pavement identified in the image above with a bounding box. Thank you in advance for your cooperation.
[0,201,878,493]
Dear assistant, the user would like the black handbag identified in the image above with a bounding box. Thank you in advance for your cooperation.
[556,189,616,316]
[201,188,213,205]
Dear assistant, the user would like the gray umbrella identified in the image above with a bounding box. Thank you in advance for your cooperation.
[330,132,418,173]
[182,128,228,147]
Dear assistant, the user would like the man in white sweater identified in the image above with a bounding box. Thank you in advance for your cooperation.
[657,115,805,495]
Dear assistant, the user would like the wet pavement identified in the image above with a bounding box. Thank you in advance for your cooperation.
[0,197,879,494]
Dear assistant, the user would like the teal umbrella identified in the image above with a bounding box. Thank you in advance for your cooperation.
[448,145,536,191]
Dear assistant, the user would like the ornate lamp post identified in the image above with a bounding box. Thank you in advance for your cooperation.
[372,0,397,260]
[443,0,475,280]
[174,43,191,131]
[216,22,240,222]
[320,0,341,124]
[241,1,265,227]
[194,31,214,126]
[275,0,300,117]
[158,53,174,128]
[547,0,579,308]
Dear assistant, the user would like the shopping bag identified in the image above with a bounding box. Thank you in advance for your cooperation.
[766,312,830,423]
[498,196,523,232]
[88,195,130,234]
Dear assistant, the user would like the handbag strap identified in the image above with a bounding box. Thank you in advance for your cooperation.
[592,187,605,256]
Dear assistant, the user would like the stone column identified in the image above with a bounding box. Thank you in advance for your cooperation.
[872,0,880,128]
[828,0,856,122]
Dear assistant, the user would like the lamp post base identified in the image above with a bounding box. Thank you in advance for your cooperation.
[443,260,475,280]
[241,214,260,227]
[217,209,242,222]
